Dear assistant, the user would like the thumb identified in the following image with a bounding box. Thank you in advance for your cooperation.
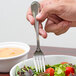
[36,4,59,21]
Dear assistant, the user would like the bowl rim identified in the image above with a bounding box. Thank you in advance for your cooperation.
[0,42,30,60]
[10,55,76,76]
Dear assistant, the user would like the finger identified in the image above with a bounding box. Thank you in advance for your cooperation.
[39,23,47,38]
[36,4,62,21]
[55,22,70,35]
[26,8,35,25]
[54,21,70,33]
[48,15,63,24]
[45,15,62,29]
[45,20,69,33]
[45,19,59,32]
[45,15,63,32]
[39,28,47,38]
[55,24,70,35]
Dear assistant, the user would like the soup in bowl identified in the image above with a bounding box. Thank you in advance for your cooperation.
[0,48,25,58]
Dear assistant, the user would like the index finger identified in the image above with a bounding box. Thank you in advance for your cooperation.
[26,8,35,25]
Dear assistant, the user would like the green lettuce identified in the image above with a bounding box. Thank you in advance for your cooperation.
[54,64,66,76]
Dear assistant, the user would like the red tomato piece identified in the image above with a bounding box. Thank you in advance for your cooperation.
[61,62,68,64]
[65,67,75,76]
[45,68,54,76]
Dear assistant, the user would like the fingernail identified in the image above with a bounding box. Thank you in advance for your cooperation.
[36,13,42,18]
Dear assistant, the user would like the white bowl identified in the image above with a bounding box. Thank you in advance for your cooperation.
[10,55,76,76]
[0,42,30,72]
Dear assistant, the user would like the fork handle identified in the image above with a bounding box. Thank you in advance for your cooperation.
[31,1,40,49]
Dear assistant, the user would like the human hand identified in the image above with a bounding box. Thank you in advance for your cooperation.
[26,0,76,38]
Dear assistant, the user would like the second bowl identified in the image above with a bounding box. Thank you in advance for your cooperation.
[0,42,30,72]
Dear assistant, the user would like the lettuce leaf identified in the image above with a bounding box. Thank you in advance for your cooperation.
[15,66,20,76]
[54,64,66,76]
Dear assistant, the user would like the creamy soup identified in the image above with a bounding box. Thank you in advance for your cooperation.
[0,48,25,58]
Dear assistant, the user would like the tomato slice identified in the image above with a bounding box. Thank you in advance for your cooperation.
[45,68,54,76]
[65,67,75,76]
[61,62,68,64]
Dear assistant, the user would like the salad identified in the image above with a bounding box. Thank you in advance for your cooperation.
[15,62,76,76]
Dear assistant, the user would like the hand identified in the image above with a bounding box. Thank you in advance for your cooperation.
[26,0,76,38]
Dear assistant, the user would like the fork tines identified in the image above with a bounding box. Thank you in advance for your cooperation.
[33,53,45,72]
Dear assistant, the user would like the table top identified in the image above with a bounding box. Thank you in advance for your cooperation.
[0,46,76,76]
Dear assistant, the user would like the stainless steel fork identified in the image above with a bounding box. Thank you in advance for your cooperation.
[31,1,45,72]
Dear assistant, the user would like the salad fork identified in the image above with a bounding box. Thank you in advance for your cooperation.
[31,1,45,72]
